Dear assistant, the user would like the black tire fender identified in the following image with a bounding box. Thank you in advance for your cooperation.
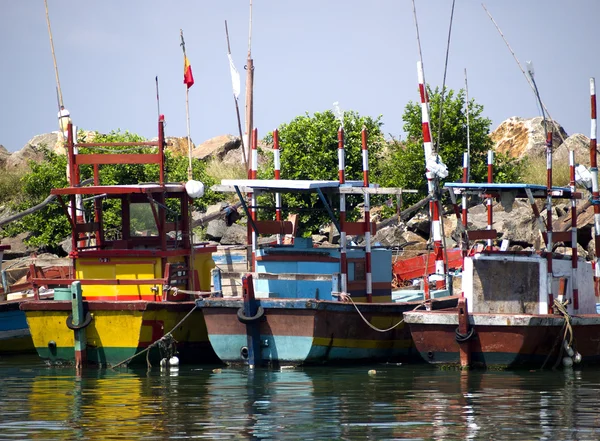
[237,306,265,324]
[66,311,93,330]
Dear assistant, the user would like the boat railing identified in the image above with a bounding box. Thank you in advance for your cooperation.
[64,116,166,187]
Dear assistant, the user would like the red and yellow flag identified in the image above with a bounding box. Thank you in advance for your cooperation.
[183,55,194,88]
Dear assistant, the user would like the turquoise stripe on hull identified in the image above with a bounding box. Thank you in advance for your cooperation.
[209,334,409,365]
[209,334,313,364]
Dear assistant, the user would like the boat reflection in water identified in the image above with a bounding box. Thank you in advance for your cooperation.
[2,361,600,439]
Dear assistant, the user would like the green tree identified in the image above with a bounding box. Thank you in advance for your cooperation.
[380,87,522,204]
[260,110,386,235]
[1,130,218,250]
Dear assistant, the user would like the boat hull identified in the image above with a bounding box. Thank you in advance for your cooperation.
[0,301,34,354]
[20,300,218,366]
[199,297,459,366]
[404,310,600,368]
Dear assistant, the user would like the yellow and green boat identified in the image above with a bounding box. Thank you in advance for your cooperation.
[21,117,218,367]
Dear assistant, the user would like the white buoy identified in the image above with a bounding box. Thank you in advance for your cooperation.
[185,180,205,199]
[169,356,179,367]
[573,352,582,364]
[368,369,377,376]
[563,357,574,367]
[563,341,575,357]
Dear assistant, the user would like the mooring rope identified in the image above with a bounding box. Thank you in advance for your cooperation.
[111,304,198,369]
[540,298,574,370]
[341,294,428,333]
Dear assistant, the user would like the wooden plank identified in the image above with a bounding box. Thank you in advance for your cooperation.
[219,272,333,281]
[338,187,418,195]
[75,153,161,165]
[344,221,377,236]
[253,220,294,235]
[75,222,100,234]
[542,231,573,243]
[467,230,497,241]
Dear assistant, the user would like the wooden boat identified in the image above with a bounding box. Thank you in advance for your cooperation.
[197,140,458,367]
[20,116,218,367]
[0,252,71,354]
[404,181,600,369]
[0,244,33,354]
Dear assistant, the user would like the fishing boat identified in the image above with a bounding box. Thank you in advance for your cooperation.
[0,250,71,355]
[20,116,218,367]
[197,128,458,367]
[404,180,600,369]
[403,76,600,370]
[0,244,33,354]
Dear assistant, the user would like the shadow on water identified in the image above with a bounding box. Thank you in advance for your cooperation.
[1,355,600,440]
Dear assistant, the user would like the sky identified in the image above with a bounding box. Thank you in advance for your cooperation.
[1,1,599,153]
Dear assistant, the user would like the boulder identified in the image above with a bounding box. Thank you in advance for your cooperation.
[166,137,195,157]
[206,218,228,241]
[0,145,10,169]
[193,135,241,161]
[466,199,541,247]
[1,232,37,259]
[220,223,248,245]
[6,133,60,170]
[491,117,568,159]
[554,133,593,166]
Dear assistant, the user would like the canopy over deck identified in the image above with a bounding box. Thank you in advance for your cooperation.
[214,179,417,195]
[445,182,580,199]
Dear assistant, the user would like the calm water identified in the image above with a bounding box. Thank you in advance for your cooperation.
[1,355,600,440]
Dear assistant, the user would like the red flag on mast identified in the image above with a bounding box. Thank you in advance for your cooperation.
[183,55,194,88]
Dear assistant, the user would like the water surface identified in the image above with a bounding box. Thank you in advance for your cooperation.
[1,355,599,440]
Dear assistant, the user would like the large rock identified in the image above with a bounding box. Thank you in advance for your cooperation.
[0,145,10,169]
[166,137,195,157]
[6,133,60,170]
[220,223,248,245]
[554,133,593,166]
[491,117,568,159]
[193,135,241,161]
[466,199,541,247]
[1,232,38,258]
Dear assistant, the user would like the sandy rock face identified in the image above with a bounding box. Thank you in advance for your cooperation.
[491,117,568,159]
[554,133,592,166]
[193,135,241,161]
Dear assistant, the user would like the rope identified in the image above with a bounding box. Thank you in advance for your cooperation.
[165,287,223,297]
[435,0,457,152]
[540,298,574,370]
[342,294,428,333]
[111,304,198,369]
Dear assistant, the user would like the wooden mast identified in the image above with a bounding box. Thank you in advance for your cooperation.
[244,0,254,176]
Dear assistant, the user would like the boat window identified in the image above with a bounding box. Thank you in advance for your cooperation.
[130,202,159,237]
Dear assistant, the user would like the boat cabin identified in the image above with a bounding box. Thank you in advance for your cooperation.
[447,182,596,315]
[31,117,215,301]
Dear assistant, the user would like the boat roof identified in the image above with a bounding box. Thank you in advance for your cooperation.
[216,179,363,193]
[51,183,186,196]
[445,182,579,199]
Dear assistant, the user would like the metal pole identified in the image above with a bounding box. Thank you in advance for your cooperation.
[338,128,348,295]
[362,128,372,303]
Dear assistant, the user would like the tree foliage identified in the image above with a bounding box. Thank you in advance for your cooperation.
[380,87,522,204]
[260,110,386,235]
[1,130,219,250]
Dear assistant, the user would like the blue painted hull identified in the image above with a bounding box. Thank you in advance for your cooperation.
[0,301,34,354]
[198,297,459,366]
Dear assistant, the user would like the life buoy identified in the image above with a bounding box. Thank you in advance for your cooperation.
[66,312,93,330]
[237,306,264,324]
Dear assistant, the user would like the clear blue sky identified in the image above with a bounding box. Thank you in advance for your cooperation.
[1,1,598,153]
